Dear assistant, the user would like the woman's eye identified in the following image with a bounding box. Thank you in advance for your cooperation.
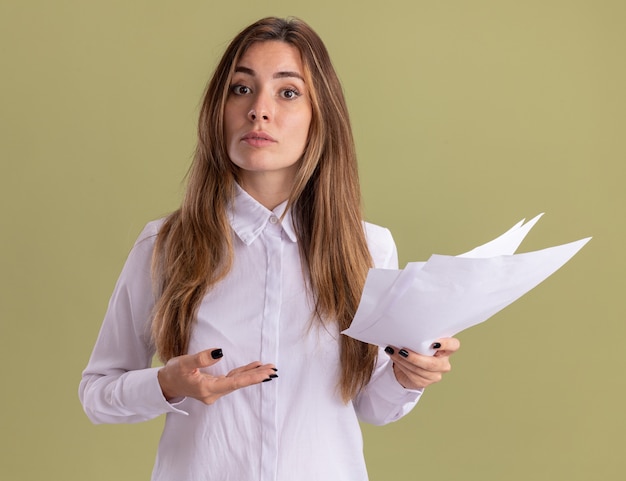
[231,85,251,95]
[280,88,300,100]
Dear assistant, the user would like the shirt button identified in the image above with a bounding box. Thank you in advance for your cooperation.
[269,215,279,224]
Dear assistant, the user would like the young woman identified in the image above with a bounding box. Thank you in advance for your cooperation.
[79,17,460,480]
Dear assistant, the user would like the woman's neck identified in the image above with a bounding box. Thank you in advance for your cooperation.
[237,172,294,210]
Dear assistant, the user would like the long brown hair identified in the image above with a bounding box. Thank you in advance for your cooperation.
[151,17,377,402]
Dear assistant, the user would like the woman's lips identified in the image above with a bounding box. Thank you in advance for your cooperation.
[241,131,277,147]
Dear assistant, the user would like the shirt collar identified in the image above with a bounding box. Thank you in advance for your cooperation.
[229,183,298,245]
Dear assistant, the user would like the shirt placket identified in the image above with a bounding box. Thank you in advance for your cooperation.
[260,214,283,481]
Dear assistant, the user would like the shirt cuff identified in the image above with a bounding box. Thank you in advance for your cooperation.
[121,367,189,417]
[379,361,424,404]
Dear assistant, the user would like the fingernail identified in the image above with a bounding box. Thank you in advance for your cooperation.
[211,349,223,359]
[399,349,409,358]
[262,377,273,382]
[272,368,278,372]
[431,342,442,350]
[269,374,279,379]
[385,346,395,355]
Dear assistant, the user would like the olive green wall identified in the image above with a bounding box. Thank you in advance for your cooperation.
[1,1,624,479]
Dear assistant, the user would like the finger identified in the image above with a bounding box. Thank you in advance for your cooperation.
[393,361,441,387]
[180,348,224,372]
[400,352,450,375]
[225,361,265,377]
[213,365,278,392]
[229,363,277,381]
[386,346,450,374]
[432,338,461,357]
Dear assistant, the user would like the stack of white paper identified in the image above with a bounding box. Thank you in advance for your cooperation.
[342,214,591,355]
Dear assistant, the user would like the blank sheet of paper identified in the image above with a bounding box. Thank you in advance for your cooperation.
[342,214,591,355]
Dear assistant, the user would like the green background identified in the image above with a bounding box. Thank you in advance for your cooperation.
[1,1,624,479]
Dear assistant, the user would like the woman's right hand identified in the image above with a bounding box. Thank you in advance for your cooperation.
[157,348,277,405]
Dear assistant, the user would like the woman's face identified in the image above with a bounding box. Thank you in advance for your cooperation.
[224,41,312,194]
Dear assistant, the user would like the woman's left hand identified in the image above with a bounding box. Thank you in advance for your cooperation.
[385,338,461,390]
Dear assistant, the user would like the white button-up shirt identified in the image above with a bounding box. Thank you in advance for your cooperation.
[79,185,422,481]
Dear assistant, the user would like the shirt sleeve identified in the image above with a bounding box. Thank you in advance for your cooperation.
[353,223,424,425]
[78,221,188,424]
[353,352,423,425]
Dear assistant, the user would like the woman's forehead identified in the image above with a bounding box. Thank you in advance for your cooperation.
[236,41,304,71]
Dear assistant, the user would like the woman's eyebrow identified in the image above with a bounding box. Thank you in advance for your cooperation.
[273,71,304,81]
[234,66,255,76]
[234,66,304,81]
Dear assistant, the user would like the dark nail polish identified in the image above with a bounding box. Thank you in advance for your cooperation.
[431,342,442,350]
[385,346,395,355]
[211,349,223,359]
[272,368,278,372]
[399,349,409,358]
[262,377,273,382]
[269,374,279,379]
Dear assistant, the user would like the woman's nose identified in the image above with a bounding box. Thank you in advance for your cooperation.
[247,93,272,122]
[247,108,269,121]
